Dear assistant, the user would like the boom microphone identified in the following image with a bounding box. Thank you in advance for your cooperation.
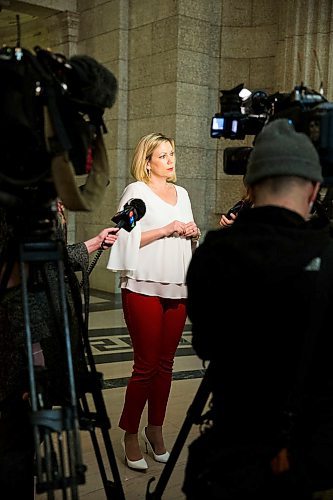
[111,198,146,232]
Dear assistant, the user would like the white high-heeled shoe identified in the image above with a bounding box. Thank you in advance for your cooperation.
[141,427,170,464]
[121,437,148,471]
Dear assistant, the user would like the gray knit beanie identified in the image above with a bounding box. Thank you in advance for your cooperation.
[245,118,323,186]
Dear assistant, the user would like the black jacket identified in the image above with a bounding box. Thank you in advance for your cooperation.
[186,205,333,491]
[0,208,89,403]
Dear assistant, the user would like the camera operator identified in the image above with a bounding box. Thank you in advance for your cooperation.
[184,119,333,499]
[0,201,118,499]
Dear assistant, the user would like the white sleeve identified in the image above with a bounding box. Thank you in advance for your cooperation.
[107,223,141,271]
[107,184,141,272]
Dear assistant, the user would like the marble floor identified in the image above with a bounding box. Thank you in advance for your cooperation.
[37,289,208,500]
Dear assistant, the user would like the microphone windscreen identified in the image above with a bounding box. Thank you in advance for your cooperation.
[125,198,146,220]
[68,55,118,109]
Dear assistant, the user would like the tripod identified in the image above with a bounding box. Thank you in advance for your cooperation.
[0,208,125,500]
[76,243,125,500]
[145,363,213,500]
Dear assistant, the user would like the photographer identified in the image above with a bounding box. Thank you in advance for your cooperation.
[184,119,333,499]
[0,202,118,498]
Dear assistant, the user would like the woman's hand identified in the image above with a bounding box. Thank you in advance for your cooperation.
[219,213,236,228]
[162,220,187,237]
[184,221,200,239]
[98,227,120,249]
[85,227,120,253]
[141,221,200,247]
[162,220,200,239]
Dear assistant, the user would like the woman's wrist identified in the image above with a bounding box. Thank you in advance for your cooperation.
[84,237,100,254]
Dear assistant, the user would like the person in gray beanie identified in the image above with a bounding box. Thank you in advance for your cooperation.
[183,118,333,499]
[220,119,323,228]
[245,118,323,186]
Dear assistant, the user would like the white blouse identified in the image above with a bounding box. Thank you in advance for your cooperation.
[107,181,197,298]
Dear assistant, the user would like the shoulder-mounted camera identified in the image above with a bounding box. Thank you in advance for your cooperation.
[211,83,333,185]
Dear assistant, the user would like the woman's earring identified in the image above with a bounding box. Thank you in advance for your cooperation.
[146,165,151,178]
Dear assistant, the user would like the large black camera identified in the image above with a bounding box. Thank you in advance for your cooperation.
[0,45,118,213]
[211,83,333,185]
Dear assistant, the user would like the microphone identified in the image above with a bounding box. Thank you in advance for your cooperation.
[83,198,146,285]
[111,198,146,232]
[101,198,146,249]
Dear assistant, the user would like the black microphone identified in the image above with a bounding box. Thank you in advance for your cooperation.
[111,198,146,232]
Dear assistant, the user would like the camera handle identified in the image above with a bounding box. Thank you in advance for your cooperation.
[145,363,213,500]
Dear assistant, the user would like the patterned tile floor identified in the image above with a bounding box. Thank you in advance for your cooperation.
[38,289,207,500]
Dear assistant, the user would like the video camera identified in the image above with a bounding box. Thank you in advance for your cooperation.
[0,44,118,214]
[211,83,333,185]
[0,41,125,498]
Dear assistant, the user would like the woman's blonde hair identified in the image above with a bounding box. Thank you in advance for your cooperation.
[130,132,176,183]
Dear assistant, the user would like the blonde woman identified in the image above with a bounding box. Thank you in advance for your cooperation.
[107,133,200,471]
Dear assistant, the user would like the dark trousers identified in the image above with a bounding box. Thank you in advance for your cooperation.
[0,396,35,499]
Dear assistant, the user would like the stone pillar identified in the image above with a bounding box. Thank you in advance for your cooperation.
[75,0,130,292]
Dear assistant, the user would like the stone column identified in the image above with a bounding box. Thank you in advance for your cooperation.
[75,0,130,292]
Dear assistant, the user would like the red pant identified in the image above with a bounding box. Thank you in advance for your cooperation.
[119,289,187,433]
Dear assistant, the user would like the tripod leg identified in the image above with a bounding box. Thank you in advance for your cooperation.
[145,365,212,500]
[79,390,125,500]
[20,241,86,498]
[76,272,125,500]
